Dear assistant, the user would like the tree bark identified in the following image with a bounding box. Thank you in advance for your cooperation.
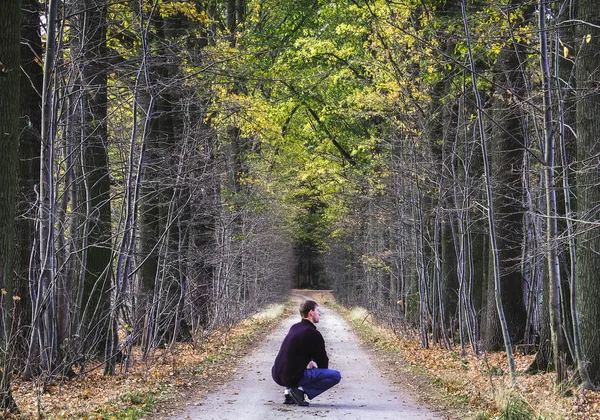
[554,0,592,387]
[461,0,517,383]
[75,0,114,360]
[35,0,60,378]
[139,9,191,352]
[575,0,600,386]
[483,5,528,350]
[0,0,21,411]
[539,0,568,386]
[16,0,43,367]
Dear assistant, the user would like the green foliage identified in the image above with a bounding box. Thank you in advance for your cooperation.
[484,365,505,377]
[498,395,537,420]
[474,411,494,420]
[96,390,159,419]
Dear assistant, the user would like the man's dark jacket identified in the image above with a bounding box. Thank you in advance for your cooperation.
[271,319,329,387]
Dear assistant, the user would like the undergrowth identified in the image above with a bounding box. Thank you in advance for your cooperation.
[497,392,542,420]
[13,302,291,419]
[337,304,568,420]
[96,390,160,420]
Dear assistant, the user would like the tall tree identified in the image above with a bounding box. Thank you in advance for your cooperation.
[461,0,517,382]
[33,0,60,377]
[553,0,591,387]
[483,1,529,351]
[575,0,600,385]
[71,0,114,362]
[0,0,21,410]
[427,0,461,348]
[539,0,569,386]
[139,5,195,351]
[17,0,43,364]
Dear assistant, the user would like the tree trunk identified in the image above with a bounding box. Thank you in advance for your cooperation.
[74,0,114,361]
[461,0,517,382]
[0,0,21,411]
[526,262,552,373]
[554,0,592,387]
[539,0,568,386]
[16,0,43,367]
[483,6,528,350]
[575,0,600,385]
[139,10,190,352]
[35,0,60,378]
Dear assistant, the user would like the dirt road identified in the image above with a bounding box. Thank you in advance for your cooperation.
[167,295,441,419]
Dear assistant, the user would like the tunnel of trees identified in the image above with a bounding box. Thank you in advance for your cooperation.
[1,0,600,409]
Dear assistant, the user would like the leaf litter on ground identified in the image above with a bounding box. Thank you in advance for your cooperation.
[9,303,289,419]
[339,301,600,419]
[7,292,600,419]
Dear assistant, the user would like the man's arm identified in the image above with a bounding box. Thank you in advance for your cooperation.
[310,330,329,369]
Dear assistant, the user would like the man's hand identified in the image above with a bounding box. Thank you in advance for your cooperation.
[307,361,318,369]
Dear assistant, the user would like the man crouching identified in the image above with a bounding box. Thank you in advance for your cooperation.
[271,300,342,406]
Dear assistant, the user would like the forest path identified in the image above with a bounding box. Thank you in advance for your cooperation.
[167,292,442,419]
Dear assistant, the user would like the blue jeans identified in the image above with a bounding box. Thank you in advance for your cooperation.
[297,368,341,400]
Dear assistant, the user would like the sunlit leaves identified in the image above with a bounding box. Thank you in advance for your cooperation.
[106,3,140,58]
[200,0,535,262]
[204,0,387,249]
[157,1,208,22]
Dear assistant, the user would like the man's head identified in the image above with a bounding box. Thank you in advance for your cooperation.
[300,300,321,324]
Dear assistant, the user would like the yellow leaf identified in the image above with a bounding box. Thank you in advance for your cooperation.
[586,34,592,43]
[564,46,569,57]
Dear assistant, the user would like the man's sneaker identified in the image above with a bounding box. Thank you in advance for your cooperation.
[284,392,295,404]
[288,388,309,406]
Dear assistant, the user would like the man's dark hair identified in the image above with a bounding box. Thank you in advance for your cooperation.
[299,300,318,318]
